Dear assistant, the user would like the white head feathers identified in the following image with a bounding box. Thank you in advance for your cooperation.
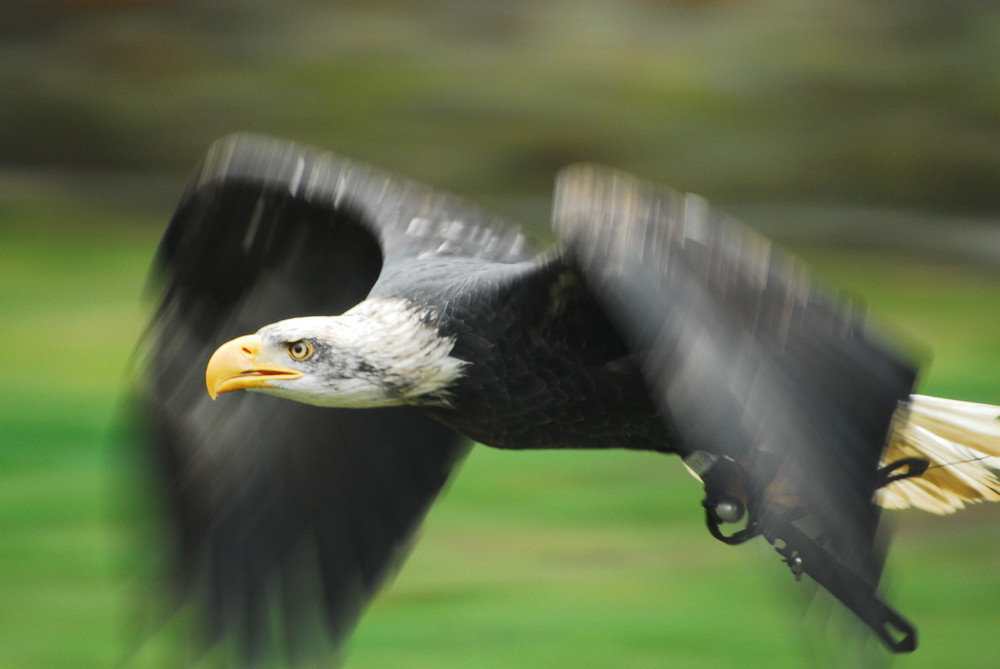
[255,298,467,408]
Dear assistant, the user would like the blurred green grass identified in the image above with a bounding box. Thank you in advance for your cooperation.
[1,182,997,668]
[0,190,158,669]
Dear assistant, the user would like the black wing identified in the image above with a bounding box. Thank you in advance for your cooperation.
[139,134,536,659]
[552,165,918,651]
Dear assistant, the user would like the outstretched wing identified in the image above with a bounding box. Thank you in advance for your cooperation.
[138,134,535,658]
[553,165,918,649]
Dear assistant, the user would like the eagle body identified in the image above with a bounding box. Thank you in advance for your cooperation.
[369,256,671,452]
[143,134,1000,661]
[238,252,672,452]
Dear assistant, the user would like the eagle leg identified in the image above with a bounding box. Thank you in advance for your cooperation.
[689,450,918,653]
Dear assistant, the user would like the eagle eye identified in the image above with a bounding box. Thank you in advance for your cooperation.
[287,340,314,361]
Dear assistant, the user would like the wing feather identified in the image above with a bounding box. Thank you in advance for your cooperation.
[140,134,534,658]
[553,164,918,635]
[181,133,534,266]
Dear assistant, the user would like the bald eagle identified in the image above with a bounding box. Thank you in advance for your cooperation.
[142,134,1000,660]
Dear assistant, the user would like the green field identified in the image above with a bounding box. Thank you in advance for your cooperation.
[1,182,998,668]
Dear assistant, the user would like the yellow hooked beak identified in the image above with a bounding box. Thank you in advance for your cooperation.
[205,334,304,399]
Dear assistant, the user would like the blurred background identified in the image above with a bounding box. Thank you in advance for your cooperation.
[1,0,998,667]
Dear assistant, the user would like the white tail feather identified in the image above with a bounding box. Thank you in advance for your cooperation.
[878,395,1000,514]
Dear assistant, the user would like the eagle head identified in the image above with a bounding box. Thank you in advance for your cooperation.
[204,299,466,408]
